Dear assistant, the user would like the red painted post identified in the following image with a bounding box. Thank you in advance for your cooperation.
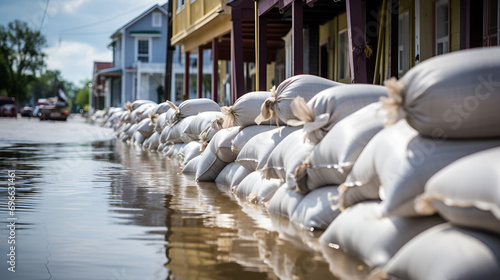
[211,38,219,103]
[346,0,368,83]
[389,0,399,78]
[197,46,203,99]
[184,51,190,100]
[258,15,267,91]
[231,17,245,100]
[292,0,303,75]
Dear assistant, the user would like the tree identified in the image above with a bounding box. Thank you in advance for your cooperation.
[75,79,90,110]
[0,20,46,105]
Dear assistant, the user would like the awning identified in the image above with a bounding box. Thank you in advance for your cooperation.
[96,67,122,77]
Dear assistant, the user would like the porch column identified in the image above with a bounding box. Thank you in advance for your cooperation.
[137,62,141,100]
[184,51,190,100]
[231,17,245,101]
[389,0,399,78]
[211,38,219,103]
[197,46,203,98]
[308,23,319,76]
[460,0,483,49]
[257,14,267,91]
[346,0,368,83]
[292,0,303,75]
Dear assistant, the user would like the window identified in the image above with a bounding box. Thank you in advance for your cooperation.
[483,0,499,46]
[435,0,449,55]
[338,29,350,81]
[137,39,149,63]
[398,12,410,75]
[177,0,185,12]
[152,12,161,28]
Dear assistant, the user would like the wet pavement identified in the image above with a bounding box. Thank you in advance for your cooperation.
[0,116,363,279]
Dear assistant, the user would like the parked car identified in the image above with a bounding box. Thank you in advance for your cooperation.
[20,104,33,117]
[38,89,69,121]
[0,97,17,118]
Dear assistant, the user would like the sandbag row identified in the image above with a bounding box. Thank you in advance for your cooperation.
[93,47,500,279]
[319,47,500,279]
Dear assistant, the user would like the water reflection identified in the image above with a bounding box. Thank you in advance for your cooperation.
[0,132,361,280]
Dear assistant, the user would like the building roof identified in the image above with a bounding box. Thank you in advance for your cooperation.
[111,3,168,39]
[93,61,113,73]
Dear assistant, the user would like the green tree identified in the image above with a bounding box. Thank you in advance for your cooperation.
[75,79,90,110]
[0,20,46,105]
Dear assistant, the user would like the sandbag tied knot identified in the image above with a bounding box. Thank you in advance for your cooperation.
[413,192,438,215]
[294,157,311,183]
[166,100,182,126]
[124,101,134,121]
[221,106,235,129]
[148,111,159,126]
[288,96,330,144]
[380,77,406,126]
[210,115,224,132]
[199,131,208,153]
[255,86,281,126]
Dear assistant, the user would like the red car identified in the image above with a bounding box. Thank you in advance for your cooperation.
[0,97,17,118]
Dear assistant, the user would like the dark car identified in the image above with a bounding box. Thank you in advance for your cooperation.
[20,104,33,117]
[0,97,17,118]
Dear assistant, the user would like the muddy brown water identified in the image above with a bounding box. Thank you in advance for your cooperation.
[0,117,367,279]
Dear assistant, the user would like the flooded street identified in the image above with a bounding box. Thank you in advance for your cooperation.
[0,117,352,280]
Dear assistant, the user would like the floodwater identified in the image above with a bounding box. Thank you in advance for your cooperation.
[0,117,366,280]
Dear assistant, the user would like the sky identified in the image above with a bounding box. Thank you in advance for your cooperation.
[0,0,166,86]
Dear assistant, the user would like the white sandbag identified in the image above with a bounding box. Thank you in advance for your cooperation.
[182,155,201,175]
[256,74,343,125]
[154,112,168,133]
[267,185,305,218]
[163,108,177,127]
[288,84,387,144]
[136,105,155,122]
[157,142,166,153]
[263,129,315,192]
[215,127,241,163]
[123,100,155,122]
[181,141,202,166]
[215,162,251,188]
[236,126,300,171]
[303,102,385,191]
[319,201,444,268]
[380,46,500,139]
[290,186,341,231]
[183,111,223,144]
[131,99,156,110]
[152,102,171,115]
[221,91,285,129]
[125,123,139,138]
[340,119,500,217]
[195,128,239,182]
[255,178,282,205]
[146,132,160,151]
[167,98,220,125]
[231,125,279,154]
[163,143,186,158]
[136,118,155,138]
[236,171,263,200]
[165,116,196,144]
[236,171,281,205]
[133,131,146,146]
[416,147,500,234]
[375,223,500,280]
[159,125,171,144]
[320,243,371,280]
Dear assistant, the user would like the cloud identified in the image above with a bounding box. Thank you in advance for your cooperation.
[57,0,85,14]
[44,40,111,85]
